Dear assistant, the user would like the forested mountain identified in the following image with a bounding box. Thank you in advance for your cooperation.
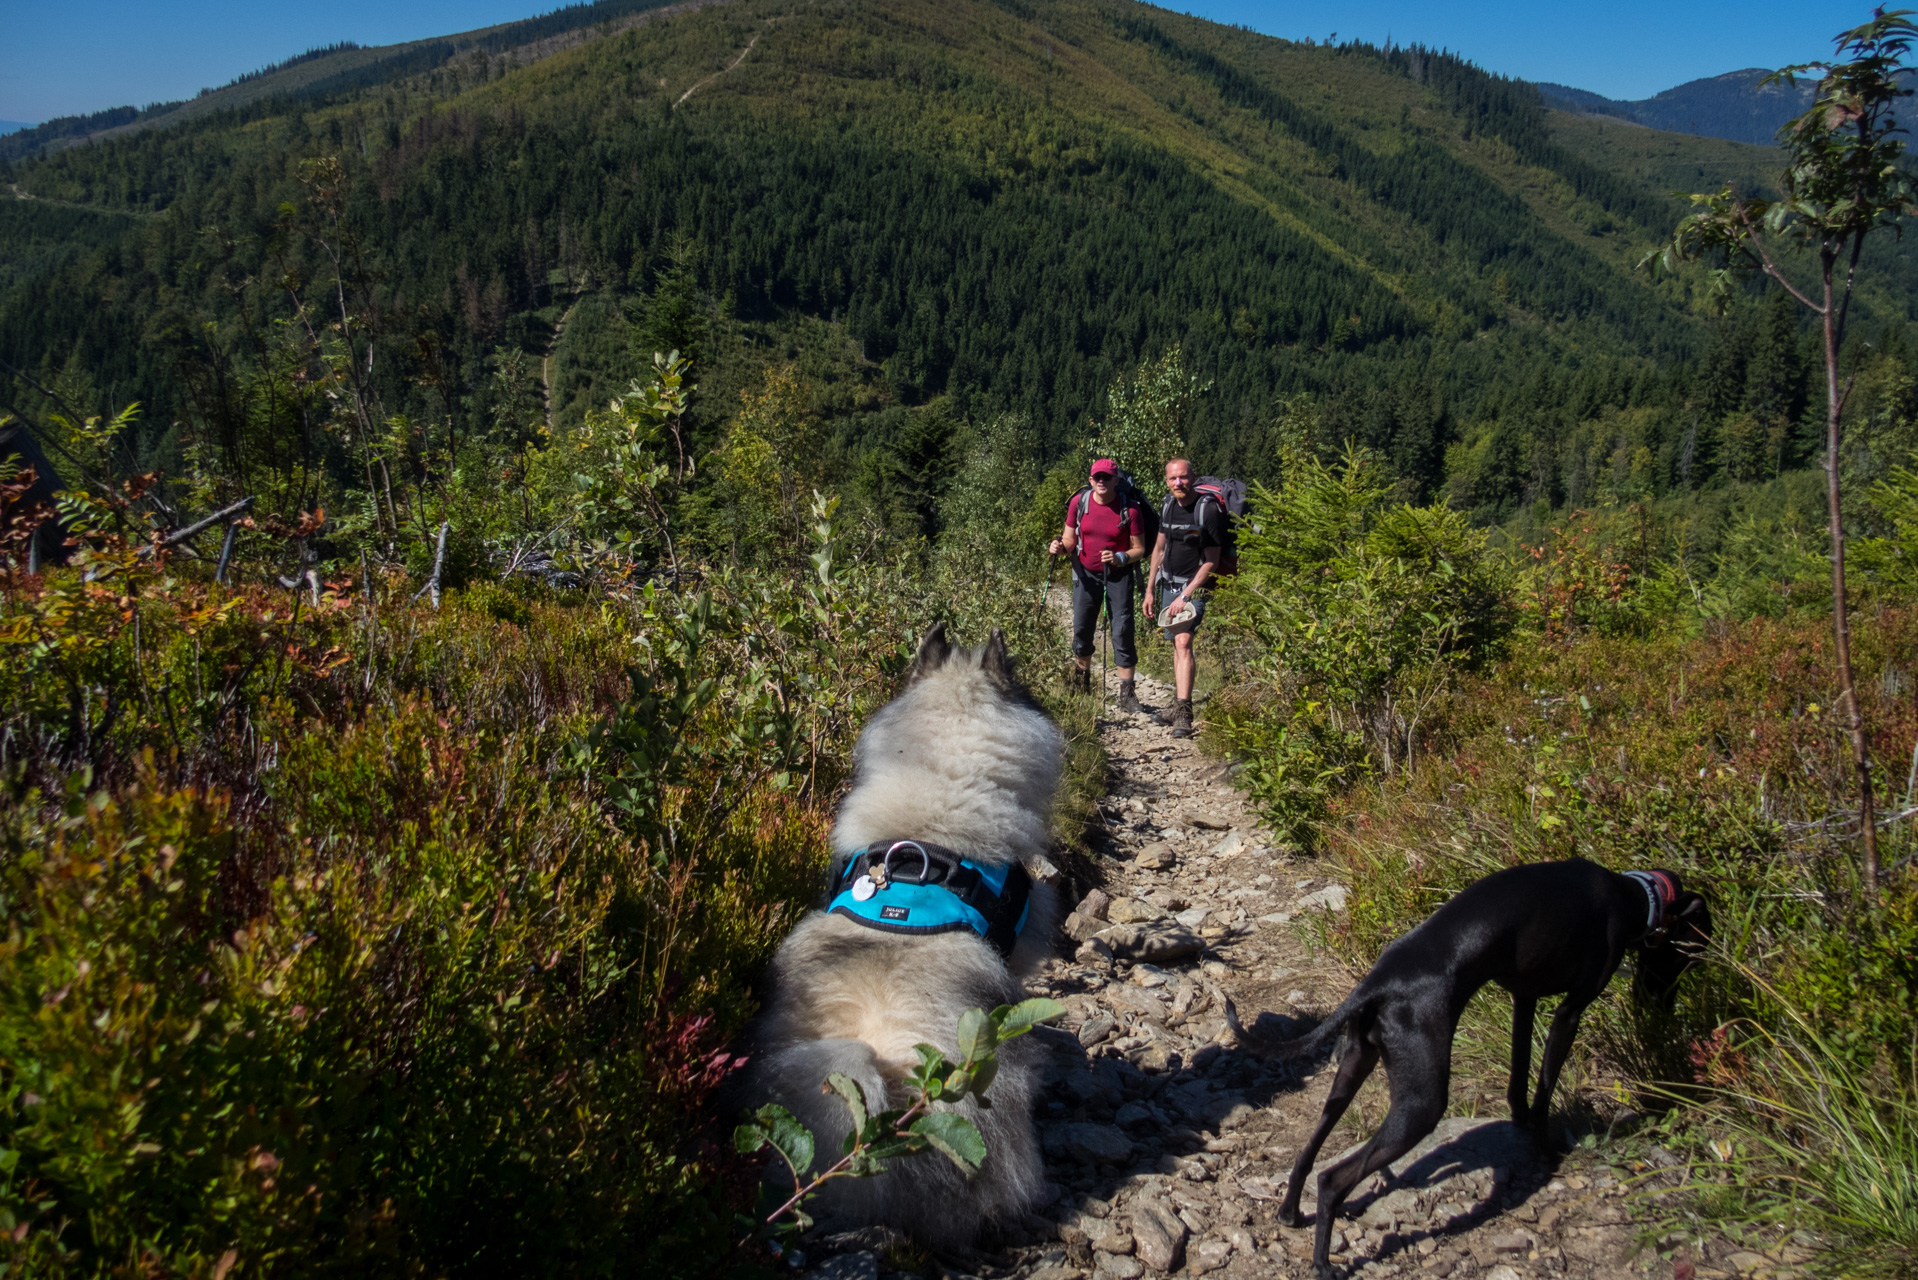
[1538,68,1819,145]
[0,0,689,163]
[3,0,1914,525]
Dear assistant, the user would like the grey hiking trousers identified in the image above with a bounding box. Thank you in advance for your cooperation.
[1070,562,1137,670]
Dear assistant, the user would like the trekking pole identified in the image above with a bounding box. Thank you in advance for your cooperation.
[1031,552,1059,625]
[1100,569,1111,715]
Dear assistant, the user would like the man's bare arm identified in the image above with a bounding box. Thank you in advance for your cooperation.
[1184,544,1222,594]
[1144,532,1168,617]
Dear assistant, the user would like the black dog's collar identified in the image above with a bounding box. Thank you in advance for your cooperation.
[1624,870,1678,944]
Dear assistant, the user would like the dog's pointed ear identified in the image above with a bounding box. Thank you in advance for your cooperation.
[982,628,1015,692]
[909,623,951,682]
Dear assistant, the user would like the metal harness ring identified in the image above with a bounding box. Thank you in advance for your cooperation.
[882,840,935,885]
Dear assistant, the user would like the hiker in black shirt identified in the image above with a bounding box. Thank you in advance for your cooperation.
[1144,457,1225,738]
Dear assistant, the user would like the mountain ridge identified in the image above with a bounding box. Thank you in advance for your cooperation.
[1537,66,1827,146]
[0,0,709,163]
[5,2,1852,162]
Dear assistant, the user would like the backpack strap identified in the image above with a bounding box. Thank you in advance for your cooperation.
[1074,487,1141,540]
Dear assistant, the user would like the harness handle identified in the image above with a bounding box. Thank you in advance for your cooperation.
[882,840,935,884]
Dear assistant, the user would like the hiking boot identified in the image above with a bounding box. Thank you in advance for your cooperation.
[1069,666,1092,695]
[1168,699,1194,738]
[1117,680,1143,714]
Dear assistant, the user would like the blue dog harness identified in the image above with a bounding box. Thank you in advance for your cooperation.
[827,839,1033,958]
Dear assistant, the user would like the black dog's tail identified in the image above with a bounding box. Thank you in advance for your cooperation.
[1258,982,1372,1061]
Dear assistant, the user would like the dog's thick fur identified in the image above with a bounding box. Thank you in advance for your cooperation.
[1266,857,1712,1279]
[736,624,1063,1249]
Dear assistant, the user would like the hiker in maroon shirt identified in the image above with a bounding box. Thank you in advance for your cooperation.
[1047,458,1147,713]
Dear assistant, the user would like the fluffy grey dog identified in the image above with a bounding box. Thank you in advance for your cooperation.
[737,623,1063,1248]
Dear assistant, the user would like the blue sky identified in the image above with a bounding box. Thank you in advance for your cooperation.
[0,0,1874,125]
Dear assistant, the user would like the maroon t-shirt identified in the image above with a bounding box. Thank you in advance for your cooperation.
[1070,491,1142,573]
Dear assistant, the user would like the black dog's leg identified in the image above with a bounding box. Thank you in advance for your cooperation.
[1310,1019,1449,1279]
[1508,996,1535,1124]
[1526,995,1592,1146]
[1278,1026,1379,1230]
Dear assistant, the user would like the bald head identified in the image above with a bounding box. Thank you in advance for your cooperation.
[1165,457,1193,496]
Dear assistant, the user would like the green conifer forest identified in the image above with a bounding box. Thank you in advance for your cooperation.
[7,0,1914,522]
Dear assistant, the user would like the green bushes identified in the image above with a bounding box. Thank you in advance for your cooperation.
[0,454,1078,1275]
[1217,601,1917,1268]
[1205,454,1918,1269]
[1296,607,1916,1019]
[1854,466,1918,594]
[1209,446,1512,845]
[0,581,816,1274]
[0,760,795,1276]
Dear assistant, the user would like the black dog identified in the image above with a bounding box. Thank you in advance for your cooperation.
[1268,857,1711,1278]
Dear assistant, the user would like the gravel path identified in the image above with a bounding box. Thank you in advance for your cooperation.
[798,671,1815,1280]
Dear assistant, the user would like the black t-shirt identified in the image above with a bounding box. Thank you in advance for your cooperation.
[1160,492,1226,583]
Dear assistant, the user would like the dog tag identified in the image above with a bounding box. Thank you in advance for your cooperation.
[850,875,876,901]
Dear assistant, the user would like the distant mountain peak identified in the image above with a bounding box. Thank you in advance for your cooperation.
[1538,67,1815,146]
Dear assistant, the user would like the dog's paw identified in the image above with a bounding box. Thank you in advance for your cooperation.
[1276,1207,1306,1229]
[1529,1133,1571,1165]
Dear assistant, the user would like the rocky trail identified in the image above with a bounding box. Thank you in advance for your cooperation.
[796,672,1815,1280]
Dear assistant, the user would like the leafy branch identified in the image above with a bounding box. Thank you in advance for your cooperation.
[732,997,1062,1246]
[574,350,695,584]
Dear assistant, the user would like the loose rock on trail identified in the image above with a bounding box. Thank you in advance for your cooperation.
[797,673,1813,1280]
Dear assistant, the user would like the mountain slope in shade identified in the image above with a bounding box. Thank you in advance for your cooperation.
[1538,68,1817,146]
[0,0,697,163]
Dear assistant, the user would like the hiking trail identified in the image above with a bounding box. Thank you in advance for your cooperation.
[799,675,1812,1280]
[540,296,581,435]
[674,26,764,108]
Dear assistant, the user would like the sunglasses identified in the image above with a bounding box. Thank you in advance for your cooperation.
[1090,472,1117,483]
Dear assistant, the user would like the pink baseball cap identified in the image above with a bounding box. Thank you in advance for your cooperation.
[1089,458,1119,478]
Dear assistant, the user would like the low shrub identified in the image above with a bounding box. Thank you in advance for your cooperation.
[0,471,1080,1276]
[1208,446,1512,847]
[1208,478,1917,1270]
